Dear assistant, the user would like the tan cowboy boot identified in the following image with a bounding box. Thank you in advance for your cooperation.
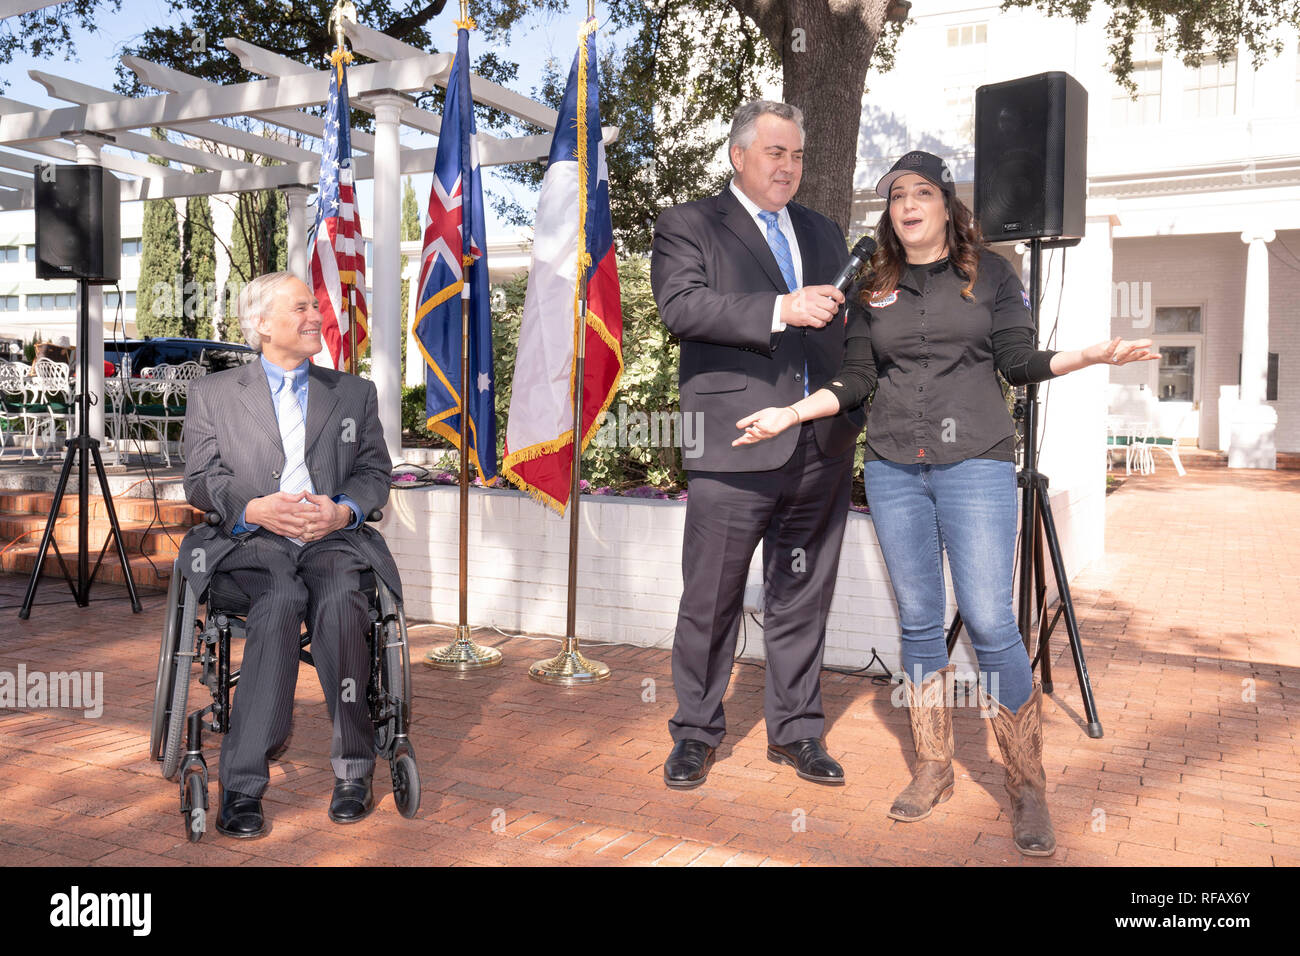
[888,664,956,822]
[989,683,1057,857]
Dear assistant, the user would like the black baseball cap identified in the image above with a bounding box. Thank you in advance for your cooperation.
[875,150,956,199]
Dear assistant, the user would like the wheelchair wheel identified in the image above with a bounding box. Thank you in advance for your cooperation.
[391,751,420,818]
[372,583,412,756]
[149,567,184,763]
[181,768,207,844]
[161,582,201,781]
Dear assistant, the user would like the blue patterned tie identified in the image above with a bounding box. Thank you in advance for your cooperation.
[758,210,808,396]
[758,210,798,292]
[277,370,313,544]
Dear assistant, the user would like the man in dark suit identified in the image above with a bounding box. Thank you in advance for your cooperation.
[651,100,865,788]
[180,271,400,837]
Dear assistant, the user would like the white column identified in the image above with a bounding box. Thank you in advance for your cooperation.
[69,135,108,446]
[358,91,410,463]
[1229,228,1277,469]
[281,185,315,282]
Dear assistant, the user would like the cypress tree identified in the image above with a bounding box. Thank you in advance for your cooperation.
[135,130,183,337]
[399,176,421,374]
[182,193,216,339]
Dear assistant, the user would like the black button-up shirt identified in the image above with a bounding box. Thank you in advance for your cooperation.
[822,249,1058,465]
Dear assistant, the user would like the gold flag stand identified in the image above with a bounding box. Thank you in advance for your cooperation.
[426,2,502,671]
[528,272,609,685]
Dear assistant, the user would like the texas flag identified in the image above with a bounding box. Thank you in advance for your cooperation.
[501,18,623,513]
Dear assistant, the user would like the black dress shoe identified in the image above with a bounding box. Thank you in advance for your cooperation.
[215,787,267,838]
[328,774,375,824]
[767,738,846,785]
[663,739,715,789]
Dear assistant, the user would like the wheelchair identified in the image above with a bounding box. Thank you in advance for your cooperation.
[149,513,421,842]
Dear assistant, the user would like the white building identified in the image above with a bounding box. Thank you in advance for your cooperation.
[0,202,145,347]
[850,1,1300,459]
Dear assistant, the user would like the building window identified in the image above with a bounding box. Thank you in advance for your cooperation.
[1154,306,1201,334]
[25,293,75,311]
[1158,346,1196,402]
[25,245,36,262]
[103,291,137,309]
[1152,306,1202,403]
[0,295,18,311]
[121,238,143,257]
[1111,61,1162,126]
[1238,353,1280,402]
[0,246,18,264]
[1184,55,1236,119]
[945,78,980,145]
[947,23,987,47]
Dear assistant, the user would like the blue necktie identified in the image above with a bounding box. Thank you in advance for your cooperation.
[758,210,798,292]
[758,210,808,396]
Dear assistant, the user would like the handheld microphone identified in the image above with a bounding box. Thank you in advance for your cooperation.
[831,235,877,293]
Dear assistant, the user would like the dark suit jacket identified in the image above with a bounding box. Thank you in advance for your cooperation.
[178,359,400,599]
[651,188,865,472]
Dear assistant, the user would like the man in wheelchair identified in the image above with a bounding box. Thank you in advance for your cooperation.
[178,271,403,838]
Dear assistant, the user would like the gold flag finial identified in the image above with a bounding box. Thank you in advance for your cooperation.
[329,0,358,51]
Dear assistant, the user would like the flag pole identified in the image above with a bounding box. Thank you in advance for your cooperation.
[348,285,357,374]
[425,2,502,670]
[530,0,610,684]
[529,271,610,684]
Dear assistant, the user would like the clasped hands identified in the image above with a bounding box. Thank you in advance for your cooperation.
[245,491,351,542]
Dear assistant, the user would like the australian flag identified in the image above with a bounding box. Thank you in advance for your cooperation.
[309,52,367,370]
[414,27,495,483]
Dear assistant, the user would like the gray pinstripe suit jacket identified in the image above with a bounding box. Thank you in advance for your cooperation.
[178,358,401,599]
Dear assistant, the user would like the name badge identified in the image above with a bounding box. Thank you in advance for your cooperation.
[868,289,899,309]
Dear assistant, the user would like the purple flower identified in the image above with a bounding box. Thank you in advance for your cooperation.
[578,479,591,492]
[594,486,614,495]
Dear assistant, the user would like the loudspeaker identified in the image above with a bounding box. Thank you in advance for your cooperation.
[34,164,121,283]
[974,71,1087,242]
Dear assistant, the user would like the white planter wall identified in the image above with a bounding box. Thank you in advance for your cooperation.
[379,481,1102,673]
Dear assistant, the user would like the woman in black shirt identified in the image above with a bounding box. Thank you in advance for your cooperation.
[734,151,1156,857]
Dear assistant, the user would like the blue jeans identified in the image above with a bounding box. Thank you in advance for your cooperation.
[862,457,1032,712]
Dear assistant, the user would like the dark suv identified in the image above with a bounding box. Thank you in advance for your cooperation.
[104,337,256,376]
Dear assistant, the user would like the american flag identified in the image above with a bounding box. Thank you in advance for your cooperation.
[309,52,368,370]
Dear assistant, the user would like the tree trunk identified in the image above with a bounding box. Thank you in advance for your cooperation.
[729,0,886,233]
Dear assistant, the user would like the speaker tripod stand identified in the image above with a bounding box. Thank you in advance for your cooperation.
[19,278,140,619]
[943,237,1102,738]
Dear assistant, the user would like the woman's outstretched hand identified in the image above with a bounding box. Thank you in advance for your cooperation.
[1085,337,1159,366]
[733,406,800,446]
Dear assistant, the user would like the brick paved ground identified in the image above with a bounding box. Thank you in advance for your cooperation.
[0,450,1296,866]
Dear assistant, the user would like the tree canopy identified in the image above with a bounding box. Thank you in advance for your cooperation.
[2,0,1296,237]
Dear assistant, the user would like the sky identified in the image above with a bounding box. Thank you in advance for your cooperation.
[1,0,622,241]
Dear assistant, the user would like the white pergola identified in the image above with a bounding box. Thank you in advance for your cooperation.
[0,7,608,459]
